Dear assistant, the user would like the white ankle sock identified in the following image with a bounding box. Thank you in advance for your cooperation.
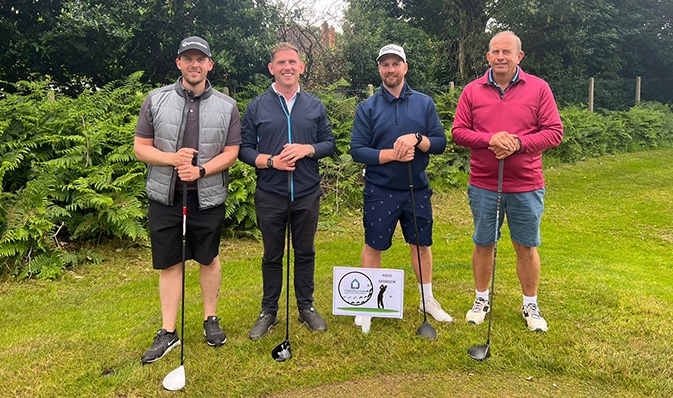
[476,290,489,301]
[523,294,538,306]
[418,283,433,302]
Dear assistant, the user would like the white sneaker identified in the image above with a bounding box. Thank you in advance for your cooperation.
[420,298,453,323]
[522,303,548,332]
[465,297,490,325]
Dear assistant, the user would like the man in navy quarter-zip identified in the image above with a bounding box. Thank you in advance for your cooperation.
[350,44,454,329]
[239,42,335,340]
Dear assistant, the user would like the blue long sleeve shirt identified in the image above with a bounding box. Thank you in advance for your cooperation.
[350,83,446,190]
[239,87,335,198]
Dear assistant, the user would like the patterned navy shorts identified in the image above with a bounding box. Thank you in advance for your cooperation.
[362,182,434,251]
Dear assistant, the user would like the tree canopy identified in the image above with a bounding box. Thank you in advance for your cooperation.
[1,0,671,94]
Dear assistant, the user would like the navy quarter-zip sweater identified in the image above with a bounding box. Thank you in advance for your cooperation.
[350,83,447,190]
[239,87,335,198]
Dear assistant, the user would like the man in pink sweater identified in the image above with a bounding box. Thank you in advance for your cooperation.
[451,31,563,332]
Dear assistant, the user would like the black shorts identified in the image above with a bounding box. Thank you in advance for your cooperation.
[148,190,225,270]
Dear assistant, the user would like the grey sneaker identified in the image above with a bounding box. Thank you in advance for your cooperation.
[298,307,327,331]
[249,313,279,340]
[203,316,226,347]
[141,329,180,365]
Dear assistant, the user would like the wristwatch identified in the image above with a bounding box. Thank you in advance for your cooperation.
[267,155,274,169]
[198,165,206,178]
[414,132,423,147]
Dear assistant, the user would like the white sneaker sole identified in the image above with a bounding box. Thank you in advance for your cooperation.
[419,308,453,323]
[465,312,488,325]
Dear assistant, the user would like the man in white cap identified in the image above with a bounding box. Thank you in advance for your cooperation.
[350,44,453,329]
[135,35,241,364]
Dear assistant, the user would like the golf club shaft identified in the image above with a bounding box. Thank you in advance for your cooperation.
[285,171,292,340]
[407,162,428,321]
[484,159,504,345]
[180,182,187,366]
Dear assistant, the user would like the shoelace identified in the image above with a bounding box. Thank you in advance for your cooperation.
[524,304,543,319]
[471,298,488,311]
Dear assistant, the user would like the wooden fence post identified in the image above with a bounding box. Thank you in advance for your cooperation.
[588,77,594,112]
[449,81,455,109]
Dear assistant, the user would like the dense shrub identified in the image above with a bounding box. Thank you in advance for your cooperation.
[547,102,673,163]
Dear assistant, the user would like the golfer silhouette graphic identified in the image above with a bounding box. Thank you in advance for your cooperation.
[377,285,388,309]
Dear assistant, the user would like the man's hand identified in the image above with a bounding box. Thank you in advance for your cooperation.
[488,132,519,159]
[174,148,198,181]
[392,133,418,161]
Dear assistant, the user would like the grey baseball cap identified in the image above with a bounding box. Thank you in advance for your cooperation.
[377,44,406,63]
[177,36,212,57]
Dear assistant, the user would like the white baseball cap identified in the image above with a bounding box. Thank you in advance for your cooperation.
[376,44,406,63]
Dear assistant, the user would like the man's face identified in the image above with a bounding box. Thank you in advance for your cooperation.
[377,54,407,91]
[176,49,213,87]
[486,34,524,79]
[268,49,305,91]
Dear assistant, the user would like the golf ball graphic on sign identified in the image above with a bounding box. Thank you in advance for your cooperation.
[338,271,374,306]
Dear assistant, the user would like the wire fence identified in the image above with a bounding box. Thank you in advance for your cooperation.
[315,77,673,112]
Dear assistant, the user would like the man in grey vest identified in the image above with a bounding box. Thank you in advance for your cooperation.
[134,36,241,364]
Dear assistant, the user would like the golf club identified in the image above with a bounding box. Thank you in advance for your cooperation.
[271,171,293,362]
[407,162,437,340]
[163,182,188,390]
[468,158,504,361]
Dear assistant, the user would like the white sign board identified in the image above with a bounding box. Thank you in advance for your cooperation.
[332,266,404,319]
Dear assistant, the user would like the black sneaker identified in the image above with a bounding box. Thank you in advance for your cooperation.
[141,329,180,365]
[203,316,227,347]
[249,312,279,340]
[298,307,327,331]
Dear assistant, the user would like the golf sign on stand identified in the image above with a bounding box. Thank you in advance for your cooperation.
[332,267,404,333]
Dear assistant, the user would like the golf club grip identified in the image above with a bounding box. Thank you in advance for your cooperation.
[497,158,504,193]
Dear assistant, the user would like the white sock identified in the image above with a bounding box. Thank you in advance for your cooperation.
[476,289,489,301]
[523,294,538,306]
[418,283,433,302]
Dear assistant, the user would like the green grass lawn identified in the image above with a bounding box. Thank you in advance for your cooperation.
[1,150,672,397]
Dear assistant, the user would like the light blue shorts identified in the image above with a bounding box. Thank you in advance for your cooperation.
[467,184,545,248]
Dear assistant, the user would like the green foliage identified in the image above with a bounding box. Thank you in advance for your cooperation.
[0,0,281,93]
[0,74,148,279]
[222,162,258,237]
[547,102,673,163]
[2,73,672,279]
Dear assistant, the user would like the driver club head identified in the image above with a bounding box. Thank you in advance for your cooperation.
[417,321,437,340]
[271,340,292,362]
[162,365,185,391]
[468,344,491,361]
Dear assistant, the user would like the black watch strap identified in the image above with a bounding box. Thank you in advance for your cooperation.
[198,165,206,178]
[414,132,423,147]
[266,155,274,169]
